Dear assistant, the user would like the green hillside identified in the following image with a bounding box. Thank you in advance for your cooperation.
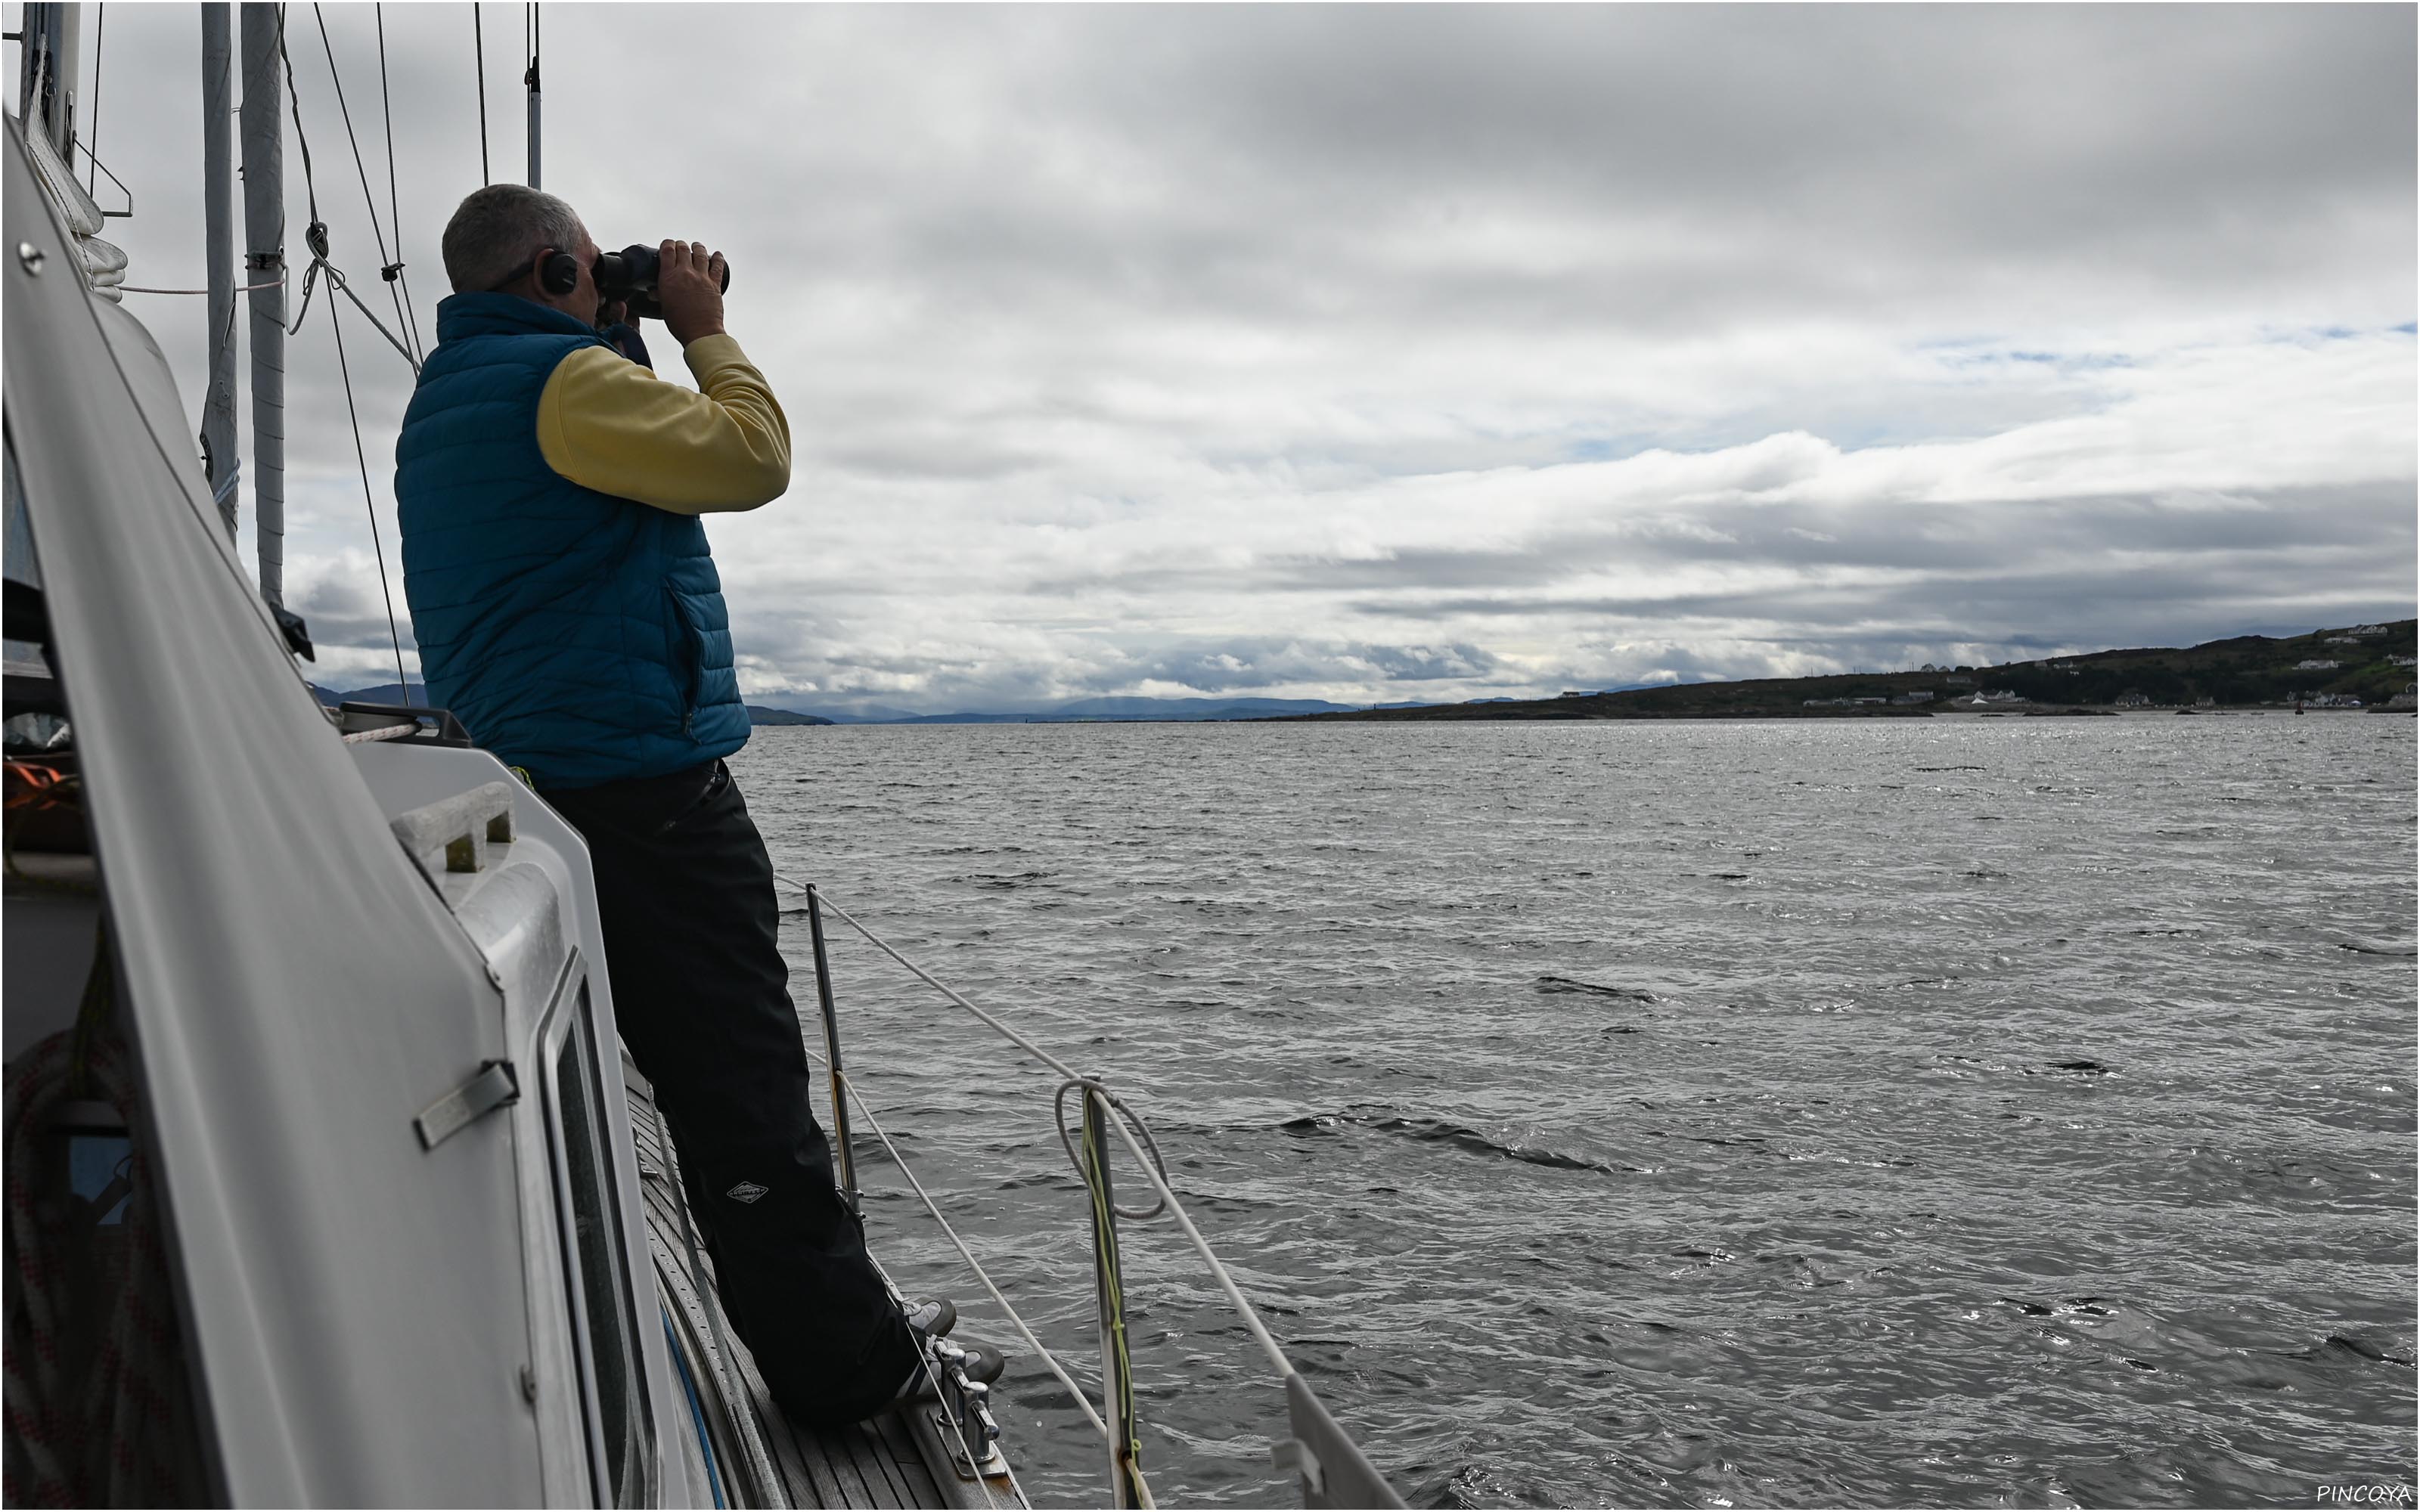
[1293,619,2418,721]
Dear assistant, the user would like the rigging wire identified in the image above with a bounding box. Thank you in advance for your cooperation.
[274,5,320,235]
[271,3,414,699]
[323,295,414,703]
[84,3,101,194]
[373,5,424,362]
[472,4,490,185]
[309,4,419,364]
[295,253,421,372]
[270,8,416,370]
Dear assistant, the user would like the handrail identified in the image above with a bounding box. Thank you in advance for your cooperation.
[771,874,1404,1508]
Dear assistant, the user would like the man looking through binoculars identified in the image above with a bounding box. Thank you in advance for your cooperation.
[394,184,952,1425]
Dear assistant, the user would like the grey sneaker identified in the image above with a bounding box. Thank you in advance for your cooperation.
[904,1297,957,1340]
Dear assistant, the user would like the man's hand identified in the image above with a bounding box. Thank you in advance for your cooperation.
[658,240,728,347]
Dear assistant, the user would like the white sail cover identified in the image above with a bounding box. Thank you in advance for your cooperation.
[3,116,542,1502]
[19,113,123,300]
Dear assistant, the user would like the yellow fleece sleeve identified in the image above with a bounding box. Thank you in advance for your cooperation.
[535,334,791,513]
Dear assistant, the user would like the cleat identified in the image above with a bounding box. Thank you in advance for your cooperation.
[942,1338,1006,1387]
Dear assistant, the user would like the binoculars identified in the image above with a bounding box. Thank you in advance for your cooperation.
[594,243,731,321]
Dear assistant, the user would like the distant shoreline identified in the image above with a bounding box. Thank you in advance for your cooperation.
[329,617,2418,727]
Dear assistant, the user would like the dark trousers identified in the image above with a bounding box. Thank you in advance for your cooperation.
[541,758,917,1424]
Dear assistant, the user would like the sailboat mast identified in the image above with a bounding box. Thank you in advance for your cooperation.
[201,3,240,547]
[237,2,284,607]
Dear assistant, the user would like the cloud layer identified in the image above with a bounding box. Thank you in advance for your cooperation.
[54,4,2418,705]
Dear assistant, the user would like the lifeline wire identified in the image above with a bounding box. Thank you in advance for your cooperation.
[790,882,1086,1086]
[783,880,1304,1386]
[691,1053,1010,1508]
[799,1041,1112,1443]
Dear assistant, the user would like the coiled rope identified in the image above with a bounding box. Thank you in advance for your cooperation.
[336,720,417,745]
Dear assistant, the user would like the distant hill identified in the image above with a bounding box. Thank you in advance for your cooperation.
[745,705,833,726]
[1283,620,2420,721]
[763,694,1366,723]
[324,689,1376,723]
[313,680,426,708]
[312,623,2418,730]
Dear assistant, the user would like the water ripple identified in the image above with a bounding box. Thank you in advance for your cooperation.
[736,716,2416,1507]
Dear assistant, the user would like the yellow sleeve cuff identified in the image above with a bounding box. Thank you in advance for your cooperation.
[535,339,791,514]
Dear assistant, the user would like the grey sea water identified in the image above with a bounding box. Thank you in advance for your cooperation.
[733,715,2417,1509]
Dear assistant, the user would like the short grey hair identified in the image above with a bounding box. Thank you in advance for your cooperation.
[440,184,586,293]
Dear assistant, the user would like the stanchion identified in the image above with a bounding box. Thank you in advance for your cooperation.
[803,884,858,1209]
[1083,1086,1146,1507]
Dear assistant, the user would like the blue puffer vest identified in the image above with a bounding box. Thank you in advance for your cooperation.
[395,293,749,790]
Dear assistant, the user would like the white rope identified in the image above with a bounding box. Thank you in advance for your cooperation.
[118,277,288,296]
[336,721,414,744]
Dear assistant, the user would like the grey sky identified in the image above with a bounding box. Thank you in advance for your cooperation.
[29,3,2417,709]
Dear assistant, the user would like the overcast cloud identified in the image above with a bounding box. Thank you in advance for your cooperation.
[39,3,2418,708]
